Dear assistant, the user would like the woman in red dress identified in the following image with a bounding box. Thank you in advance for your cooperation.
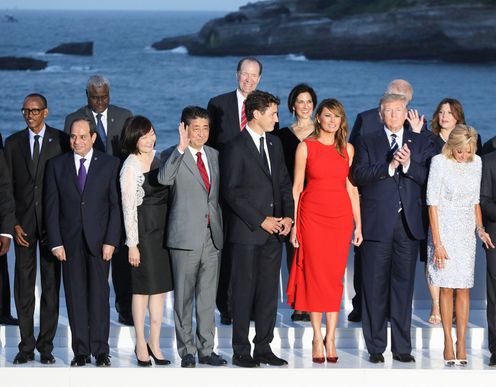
[287,99,362,363]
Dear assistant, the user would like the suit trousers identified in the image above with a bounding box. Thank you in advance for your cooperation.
[216,207,232,318]
[63,238,110,357]
[0,253,12,317]
[361,211,419,355]
[111,243,132,316]
[486,245,496,354]
[231,236,282,357]
[351,246,362,313]
[14,232,60,355]
[170,227,220,358]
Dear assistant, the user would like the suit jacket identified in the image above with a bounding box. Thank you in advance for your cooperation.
[220,130,294,245]
[481,151,496,236]
[0,149,15,235]
[349,107,426,146]
[4,126,69,237]
[44,150,121,257]
[64,104,132,158]
[158,146,223,251]
[207,90,241,151]
[482,135,496,156]
[351,129,434,242]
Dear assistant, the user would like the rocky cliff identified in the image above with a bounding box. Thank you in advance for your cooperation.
[152,1,496,62]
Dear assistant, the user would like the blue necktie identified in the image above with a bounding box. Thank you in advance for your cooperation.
[96,113,107,150]
[78,158,87,192]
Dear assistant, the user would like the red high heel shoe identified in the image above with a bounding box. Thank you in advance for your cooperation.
[312,340,325,363]
[324,336,339,363]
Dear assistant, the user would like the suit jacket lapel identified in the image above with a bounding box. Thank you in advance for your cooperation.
[230,91,240,132]
[67,152,82,195]
[37,126,54,176]
[183,149,208,193]
[83,151,101,195]
[241,131,271,179]
[205,147,217,197]
[20,129,35,178]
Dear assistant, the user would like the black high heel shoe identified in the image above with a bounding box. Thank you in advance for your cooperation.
[147,343,171,365]
[134,347,152,367]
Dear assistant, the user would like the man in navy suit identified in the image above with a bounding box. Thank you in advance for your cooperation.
[347,79,422,323]
[44,118,121,367]
[207,57,263,325]
[352,93,434,364]
[221,90,293,367]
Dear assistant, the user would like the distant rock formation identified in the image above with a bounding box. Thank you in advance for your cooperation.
[46,41,93,56]
[0,56,47,71]
[152,1,496,62]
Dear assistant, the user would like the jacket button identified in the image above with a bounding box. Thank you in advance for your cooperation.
[270,203,273,207]
[81,202,85,205]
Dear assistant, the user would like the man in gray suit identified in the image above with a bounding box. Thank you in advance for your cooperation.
[159,106,226,368]
[64,75,134,325]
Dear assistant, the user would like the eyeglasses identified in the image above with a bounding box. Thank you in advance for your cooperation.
[88,95,109,102]
[21,107,46,116]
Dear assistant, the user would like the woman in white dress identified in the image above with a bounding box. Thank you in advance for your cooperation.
[427,125,494,366]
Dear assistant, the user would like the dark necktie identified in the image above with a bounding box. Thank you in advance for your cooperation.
[260,137,270,174]
[390,133,399,153]
[78,158,87,192]
[196,152,210,193]
[32,134,40,174]
[240,101,247,131]
[96,113,107,150]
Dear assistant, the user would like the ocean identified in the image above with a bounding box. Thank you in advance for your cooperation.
[1,10,496,149]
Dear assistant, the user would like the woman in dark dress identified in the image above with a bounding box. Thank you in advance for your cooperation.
[423,98,483,326]
[120,116,173,366]
[276,83,317,322]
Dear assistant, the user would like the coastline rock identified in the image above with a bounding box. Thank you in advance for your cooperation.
[0,56,47,71]
[152,1,496,62]
[46,41,93,56]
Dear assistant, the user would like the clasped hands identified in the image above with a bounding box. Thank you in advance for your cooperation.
[261,216,292,236]
[390,143,411,171]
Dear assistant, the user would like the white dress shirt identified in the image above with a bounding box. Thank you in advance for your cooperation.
[92,109,108,134]
[188,146,211,181]
[245,125,271,173]
[74,148,94,174]
[29,125,46,157]
[236,88,246,128]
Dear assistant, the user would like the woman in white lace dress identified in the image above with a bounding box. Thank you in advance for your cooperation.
[120,116,173,366]
[426,125,494,366]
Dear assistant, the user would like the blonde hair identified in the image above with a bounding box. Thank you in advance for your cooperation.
[442,124,478,162]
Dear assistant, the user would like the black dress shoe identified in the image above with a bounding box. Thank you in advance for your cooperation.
[220,313,232,325]
[300,312,310,322]
[347,309,361,323]
[489,353,496,367]
[95,354,111,367]
[199,352,227,366]
[253,352,288,366]
[181,353,196,368]
[393,353,415,363]
[232,354,259,368]
[369,353,385,363]
[70,355,91,367]
[0,315,19,325]
[118,313,134,326]
[13,352,34,364]
[40,353,56,364]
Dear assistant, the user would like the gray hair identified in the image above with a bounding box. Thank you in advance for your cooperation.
[386,79,413,103]
[379,93,408,112]
[86,75,110,91]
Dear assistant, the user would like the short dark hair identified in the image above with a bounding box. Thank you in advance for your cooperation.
[120,115,155,155]
[24,93,48,108]
[181,106,209,126]
[237,57,263,76]
[287,83,317,114]
[244,90,280,121]
[70,118,95,135]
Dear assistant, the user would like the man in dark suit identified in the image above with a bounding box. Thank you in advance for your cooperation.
[4,93,68,365]
[347,79,423,323]
[207,57,263,325]
[0,137,16,326]
[44,118,121,367]
[64,75,133,326]
[221,90,293,368]
[482,136,496,155]
[481,151,496,366]
[159,106,226,368]
[352,93,434,364]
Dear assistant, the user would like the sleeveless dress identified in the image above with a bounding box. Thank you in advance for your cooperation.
[287,139,353,312]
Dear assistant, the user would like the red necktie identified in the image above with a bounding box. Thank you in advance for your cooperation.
[196,152,210,193]
[240,101,247,131]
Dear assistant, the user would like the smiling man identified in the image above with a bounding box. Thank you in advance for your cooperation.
[44,118,121,367]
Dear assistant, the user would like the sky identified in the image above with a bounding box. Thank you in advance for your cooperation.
[0,0,252,11]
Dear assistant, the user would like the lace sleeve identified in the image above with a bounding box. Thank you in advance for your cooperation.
[120,155,145,247]
[426,155,442,206]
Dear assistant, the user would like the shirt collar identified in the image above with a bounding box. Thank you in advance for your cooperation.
[29,125,46,140]
[236,88,246,103]
[188,146,205,159]
[92,108,108,119]
[74,148,94,162]
[384,126,404,139]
